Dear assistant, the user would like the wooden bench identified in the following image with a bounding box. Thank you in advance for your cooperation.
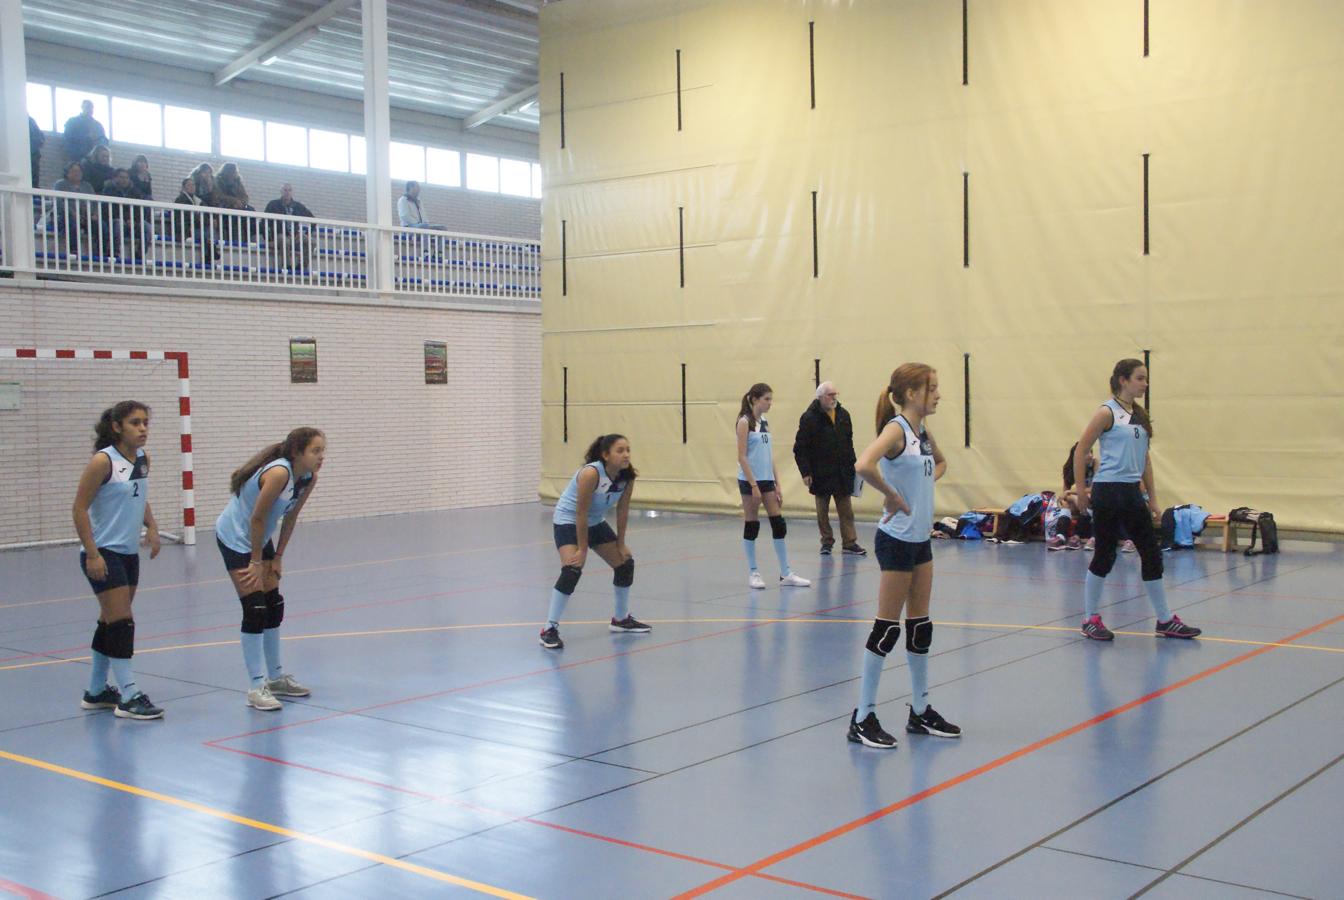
[969,508,1245,551]
[971,507,1007,538]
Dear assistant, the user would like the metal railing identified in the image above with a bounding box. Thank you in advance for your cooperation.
[0,186,541,303]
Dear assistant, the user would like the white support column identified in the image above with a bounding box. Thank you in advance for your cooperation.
[0,0,35,275]
[362,0,393,294]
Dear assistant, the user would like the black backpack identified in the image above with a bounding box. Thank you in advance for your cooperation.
[1229,507,1279,556]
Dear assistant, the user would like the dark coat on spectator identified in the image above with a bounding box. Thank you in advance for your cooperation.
[82,158,114,193]
[792,399,858,497]
[129,171,153,201]
[263,198,315,218]
[61,114,106,162]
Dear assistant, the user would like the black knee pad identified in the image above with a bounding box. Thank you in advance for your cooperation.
[905,616,932,655]
[104,618,135,659]
[743,520,760,541]
[264,589,285,629]
[555,564,583,596]
[769,515,787,540]
[240,591,267,634]
[613,557,635,588]
[865,618,900,657]
[91,621,111,655]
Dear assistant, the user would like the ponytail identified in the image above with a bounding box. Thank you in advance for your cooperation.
[583,433,638,482]
[229,426,324,495]
[93,401,149,451]
[738,382,772,431]
[877,363,936,435]
[874,390,897,437]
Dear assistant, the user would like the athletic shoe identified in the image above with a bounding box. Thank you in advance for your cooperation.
[539,625,564,649]
[115,692,164,720]
[748,571,766,590]
[1067,535,1083,550]
[847,710,897,749]
[1081,614,1115,641]
[1121,540,1137,552]
[1002,538,1025,545]
[81,686,121,710]
[1156,615,1202,639]
[267,674,311,697]
[247,684,283,711]
[819,544,833,556]
[842,544,868,557]
[1084,537,1096,551]
[779,572,812,587]
[610,615,652,633]
[1046,535,1067,551]
[906,704,961,738]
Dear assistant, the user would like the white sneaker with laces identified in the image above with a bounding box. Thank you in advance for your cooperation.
[779,572,811,587]
[748,571,766,590]
[247,684,283,711]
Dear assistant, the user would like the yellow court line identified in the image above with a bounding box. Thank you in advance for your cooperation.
[0,748,533,899]
[5,617,1341,673]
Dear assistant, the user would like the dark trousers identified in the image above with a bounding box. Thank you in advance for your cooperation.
[1089,482,1162,581]
[814,492,857,547]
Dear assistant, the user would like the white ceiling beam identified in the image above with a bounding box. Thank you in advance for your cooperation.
[464,83,539,130]
[214,0,357,86]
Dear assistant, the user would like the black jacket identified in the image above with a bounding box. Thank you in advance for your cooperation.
[793,399,857,497]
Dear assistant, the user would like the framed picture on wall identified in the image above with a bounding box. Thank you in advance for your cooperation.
[289,337,317,384]
[424,341,447,384]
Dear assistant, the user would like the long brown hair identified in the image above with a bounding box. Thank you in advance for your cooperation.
[738,382,772,431]
[1109,358,1153,437]
[93,401,149,451]
[229,427,324,495]
[584,433,638,483]
[875,364,935,436]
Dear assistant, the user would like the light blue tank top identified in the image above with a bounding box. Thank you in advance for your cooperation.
[88,446,148,555]
[553,461,627,526]
[737,416,774,482]
[877,416,935,543]
[1094,399,1149,483]
[215,458,310,553]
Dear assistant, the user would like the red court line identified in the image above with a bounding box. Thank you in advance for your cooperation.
[0,877,62,900]
[673,610,1344,897]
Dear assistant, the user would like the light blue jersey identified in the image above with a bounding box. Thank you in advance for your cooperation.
[215,458,310,553]
[554,461,627,526]
[877,416,935,542]
[1094,399,1149,483]
[737,416,774,482]
[88,446,148,554]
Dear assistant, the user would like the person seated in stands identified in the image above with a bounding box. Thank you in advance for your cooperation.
[62,99,107,163]
[190,162,215,202]
[397,181,446,230]
[29,116,45,189]
[99,168,149,258]
[176,174,217,260]
[210,162,256,242]
[82,144,114,193]
[52,160,96,237]
[263,183,315,271]
[128,155,153,200]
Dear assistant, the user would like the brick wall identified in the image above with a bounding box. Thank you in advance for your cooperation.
[0,284,542,546]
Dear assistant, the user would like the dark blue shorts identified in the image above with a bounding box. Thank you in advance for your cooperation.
[739,479,777,496]
[875,531,933,572]
[553,521,618,548]
[217,537,276,571]
[80,548,140,593]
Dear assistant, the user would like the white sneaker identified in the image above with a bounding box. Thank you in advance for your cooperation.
[267,673,311,697]
[779,572,812,587]
[247,684,283,711]
[748,571,766,590]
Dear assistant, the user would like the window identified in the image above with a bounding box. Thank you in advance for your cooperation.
[350,135,367,175]
[26,83,53,132]
[54,89,108,133]
[466,153,499,193]
[220,114,265,161]
[531,163,543,199]
[309,128,349,172]
[389,141,425,182]
[499,158,531,197]
[164,106,211,153]
[426,148,461,187]
[111,97,163,147]
[266,121,308,167]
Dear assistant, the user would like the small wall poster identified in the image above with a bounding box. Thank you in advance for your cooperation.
[424,341,447,384]
[289,337,317,384]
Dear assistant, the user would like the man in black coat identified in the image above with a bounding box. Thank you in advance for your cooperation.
[793,382,866,556]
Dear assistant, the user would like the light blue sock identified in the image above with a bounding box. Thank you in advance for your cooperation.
[1145,579,1172,621]
[743,538,758,572]
[857,650,884,719]
[241,633,265,687]
[109,657,136,699]
[263,628,283,681]
[907,652,929,715]
[1084,571,1106,618]
[613,586,630,621]
[773,538,791,577]
[88,650,111,695]
[547,589,570,629]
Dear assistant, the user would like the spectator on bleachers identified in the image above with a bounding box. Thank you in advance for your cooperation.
[82,145,114,193]
[211,162,256,242]
[129,155,153,200]
[263,183,315,271]
[174,177,201,209]
[62,99,107,163]
[28,116,44,189]
[52,160,96,235]
[99,168,149,258]
[174,176,217,260]
[189,163,215,202]
[397,181,446,230]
